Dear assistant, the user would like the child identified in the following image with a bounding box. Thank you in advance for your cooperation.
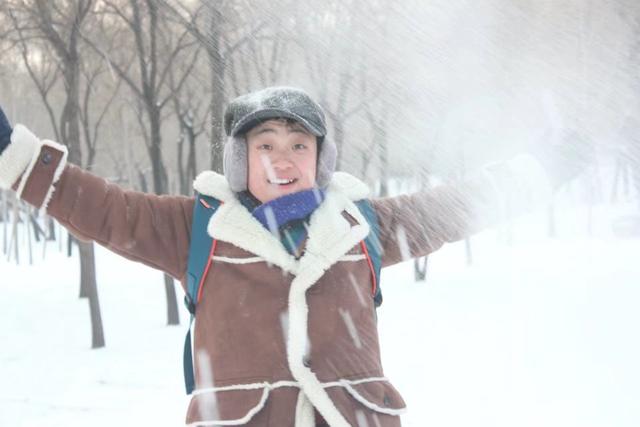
[0,87,583,426]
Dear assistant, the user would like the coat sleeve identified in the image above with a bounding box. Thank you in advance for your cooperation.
[370,154,554,267]
[0,124,194,281]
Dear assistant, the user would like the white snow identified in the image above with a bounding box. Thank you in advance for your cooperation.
[1,200,639,427]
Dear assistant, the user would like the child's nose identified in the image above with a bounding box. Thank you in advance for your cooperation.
[271,156,293,170]
[270,149,294,168]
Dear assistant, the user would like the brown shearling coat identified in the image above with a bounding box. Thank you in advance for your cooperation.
[4,125,529,427]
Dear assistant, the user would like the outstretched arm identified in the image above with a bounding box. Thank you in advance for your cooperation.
[0,109,194,281]
[371,137,590,268]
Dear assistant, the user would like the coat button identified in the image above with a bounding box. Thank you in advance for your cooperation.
[303,356,311,367]
[42,151,53,165]
[383,394,392,407]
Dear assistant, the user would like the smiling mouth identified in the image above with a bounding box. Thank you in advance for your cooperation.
[269,178,298,186]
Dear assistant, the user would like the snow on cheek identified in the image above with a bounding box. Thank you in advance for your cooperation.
[259,153,277,183]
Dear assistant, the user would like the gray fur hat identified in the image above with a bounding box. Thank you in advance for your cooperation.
[223,86,337,192]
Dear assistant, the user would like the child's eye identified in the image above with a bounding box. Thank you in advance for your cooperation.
[257,144,272,151]
[293,143,307,151]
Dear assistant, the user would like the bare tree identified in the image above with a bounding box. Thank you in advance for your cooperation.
[155,0,271,172]
[5,0,106,348]
[167,57,207,195]
[85,0,201,325]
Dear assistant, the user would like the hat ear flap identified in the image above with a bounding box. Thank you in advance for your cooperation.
[223,136,248,192]
[316,138,337,188]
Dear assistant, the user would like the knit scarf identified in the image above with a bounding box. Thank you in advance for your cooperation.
[251,188,325,232]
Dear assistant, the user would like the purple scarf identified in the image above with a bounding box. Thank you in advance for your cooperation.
[252,188,325,231]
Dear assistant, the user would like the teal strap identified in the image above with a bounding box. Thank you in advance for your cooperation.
[355,199,384,307]
[186,195,220,305]
[183,194,220,395]
[183,315,195,394]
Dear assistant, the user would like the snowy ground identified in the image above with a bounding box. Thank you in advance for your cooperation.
[1,200,639,427]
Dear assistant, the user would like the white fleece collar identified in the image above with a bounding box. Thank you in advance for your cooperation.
[192,171,371,275]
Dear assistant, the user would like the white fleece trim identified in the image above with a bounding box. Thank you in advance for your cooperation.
[207,197,298,274]
[189,377,403,426]
[39,139,69,212]
[327,171,371,200]
[191,376,392,395]
[338,254,366,262]
[342,381,407,416]
[193,170,235,202]
[197,171,372,274]
[286,190,371,427]
[0,124,39,190]
[14,141,42,199]
[191,380,299,396]
[211,255,265,265]
[186,386,270,427]
[295,391,316,427]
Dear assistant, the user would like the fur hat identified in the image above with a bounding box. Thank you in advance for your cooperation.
[223,86,337,192]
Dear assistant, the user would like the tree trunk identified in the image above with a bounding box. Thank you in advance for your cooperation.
[2,191,8,255]
[464,237,472,266]
[334,119,345,171]
[610,158,622,203]
[149,104,180,326]
[413,257,428,281]
[29,212,44,242]
[547,203,556,238]
[26,206,33,265]
[149,109,168,196]
[207,4,225,174]
[78,240,105,348]
[10,195,19,263]
[164,274,180,325]
[187,125,197,192]
[377,122,389,197]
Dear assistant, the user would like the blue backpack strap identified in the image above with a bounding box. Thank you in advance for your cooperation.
[183,193,221,395]
[355,199,384,307]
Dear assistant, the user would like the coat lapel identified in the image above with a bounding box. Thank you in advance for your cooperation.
[295,189,370,284]
[192,170,371,278]
[207,197,299,274]
[286,177,371,427]
[193,171,298,274]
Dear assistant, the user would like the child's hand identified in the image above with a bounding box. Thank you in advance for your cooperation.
[0,106,13,154]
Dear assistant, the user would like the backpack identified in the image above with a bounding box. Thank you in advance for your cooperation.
[182,193,383,394]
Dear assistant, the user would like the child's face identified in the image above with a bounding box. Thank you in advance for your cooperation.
[246,119,318,203]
